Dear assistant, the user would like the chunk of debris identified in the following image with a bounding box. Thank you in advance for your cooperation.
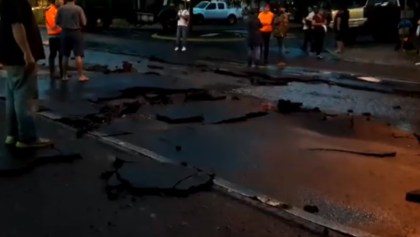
[406,190,420,203]
[261,102,276,112]
[156,114,204,124]
[213,112,268,124]
[308,148,396,158]
[393,105,402,110]
[102,159,214,198]
[147,65,164,70]
[277,100,304,114]
[413,133,420,144]
[303,205,319,214]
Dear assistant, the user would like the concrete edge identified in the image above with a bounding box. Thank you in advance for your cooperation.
[151,33,245,42]
[324,49,418,68]
[37,110,382,237]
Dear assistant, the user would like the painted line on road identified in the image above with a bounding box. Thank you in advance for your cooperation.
[37,110,382,237]
[151,33,245,42]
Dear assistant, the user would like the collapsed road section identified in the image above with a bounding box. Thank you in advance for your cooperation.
[3,55,420,237]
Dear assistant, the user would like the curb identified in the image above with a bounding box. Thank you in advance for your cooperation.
[325,49,418,68]
[151,33,245,42]
[38,109,382,237]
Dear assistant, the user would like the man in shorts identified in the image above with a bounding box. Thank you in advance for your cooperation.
[56,0,89,82]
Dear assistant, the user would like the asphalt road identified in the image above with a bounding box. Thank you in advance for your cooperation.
[27,26,420,236]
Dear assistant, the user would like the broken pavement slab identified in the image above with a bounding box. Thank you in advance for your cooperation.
[406,190,420,204]
[155,100,267,124]
[104,159,214,198]
[0,145,81,177]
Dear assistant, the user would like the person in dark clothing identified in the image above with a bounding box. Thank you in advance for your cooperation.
[258,4,275,65]
[312,8,327,59]
[246,9,263,67]
[301,6,315,53]
[0,0,52,148]
[334,4,349,54]
[45,0,64,78]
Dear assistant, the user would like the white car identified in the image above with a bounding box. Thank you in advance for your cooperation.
[193,1,243,24]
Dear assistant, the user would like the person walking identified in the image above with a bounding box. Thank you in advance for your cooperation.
[56,0,89,82]
[311,8,327,59]
[175,3,190,52]
[334,4,349,54]
[45,0,64,79]
[246,8,263,67]
[301,6,315,53]
[258,4,275,65]
[0,0,52,148]
[273,7,289,66]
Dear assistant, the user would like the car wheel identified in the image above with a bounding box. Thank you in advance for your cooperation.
[227,15,237,25]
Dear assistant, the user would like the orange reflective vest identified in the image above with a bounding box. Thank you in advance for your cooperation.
[45,4,62,35]
[258,11,275,33]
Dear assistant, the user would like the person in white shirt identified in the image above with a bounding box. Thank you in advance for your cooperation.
[175,4,190,52]
[301,6,315,53]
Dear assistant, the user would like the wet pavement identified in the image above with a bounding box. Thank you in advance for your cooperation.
[0,106,331,237]
[1,28,420,236]
[2,49,420,236]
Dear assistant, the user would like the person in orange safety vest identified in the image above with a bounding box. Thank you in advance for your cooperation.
[45,0,64,78]
[258,4,274,65]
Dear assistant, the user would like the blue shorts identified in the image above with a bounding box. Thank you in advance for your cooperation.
[61,30,84,57]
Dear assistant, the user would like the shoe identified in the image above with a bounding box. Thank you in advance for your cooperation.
[16,138,53,149]
[415,62,420,66]
[182,47,187,52]
[174,47,179,51]
[4,136,16,145]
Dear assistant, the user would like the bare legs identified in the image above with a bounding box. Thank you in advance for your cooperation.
[75,56,88,81]
[61,56,89,82]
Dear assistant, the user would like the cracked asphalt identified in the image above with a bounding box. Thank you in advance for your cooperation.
[0,105,331,237]
[1,27,420,237]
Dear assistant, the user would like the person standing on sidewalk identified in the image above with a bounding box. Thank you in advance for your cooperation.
[175,3,190,52]
[246,8,263,67]
[333,4,349,54]
[273,7,289,67]
[301,6,315,53]
[258,4,275,65]
[311,7,327,59]
[0,0,52,148]
[45,0,64,79]
[56,0,89,82]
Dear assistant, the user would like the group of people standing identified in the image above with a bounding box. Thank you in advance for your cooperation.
[246,3,349,67]
[46,0,89,82]
[246,4,289,67]
[302,5,349,57]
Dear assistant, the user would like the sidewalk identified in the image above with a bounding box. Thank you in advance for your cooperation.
[0,104,327,237]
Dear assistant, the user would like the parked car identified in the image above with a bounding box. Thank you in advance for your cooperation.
[193,1,243,24]
[326,0,420,42]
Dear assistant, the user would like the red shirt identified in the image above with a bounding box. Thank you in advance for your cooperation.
[313,14,325,24]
